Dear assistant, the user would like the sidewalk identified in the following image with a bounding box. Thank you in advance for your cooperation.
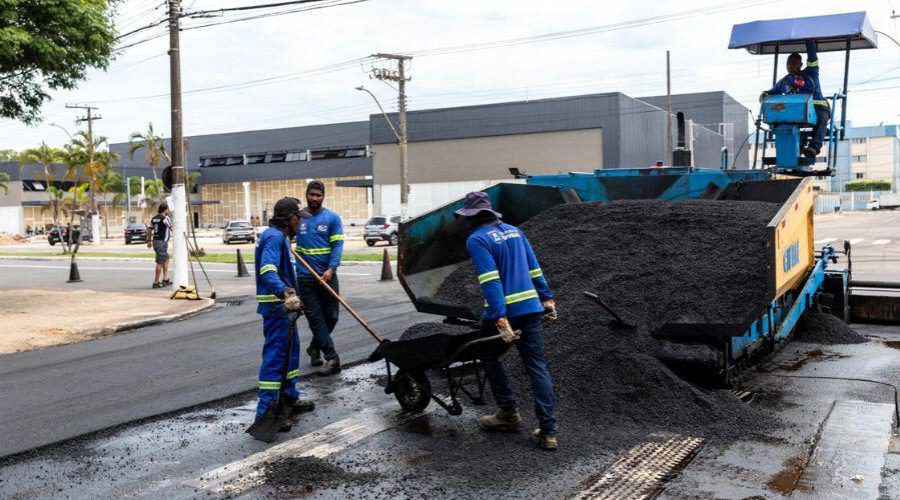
[0,289,214,354]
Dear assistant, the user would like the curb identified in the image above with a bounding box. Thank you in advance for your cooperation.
[0,255,385,265]
[84,298,217,337]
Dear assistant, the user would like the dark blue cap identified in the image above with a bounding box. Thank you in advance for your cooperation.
[454,192,502,218]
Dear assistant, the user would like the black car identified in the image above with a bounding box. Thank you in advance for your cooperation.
[124,222,148,244]
[48,225,92,245]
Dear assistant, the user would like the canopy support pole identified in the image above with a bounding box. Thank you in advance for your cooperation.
[841,39,851,140]
[761,43,779,167]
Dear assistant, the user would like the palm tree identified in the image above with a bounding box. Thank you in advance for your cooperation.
[0,172,9,194]
[19,143,63,235]
[128,122,169,182]
[46,186,67,226]
[142,178,167,206]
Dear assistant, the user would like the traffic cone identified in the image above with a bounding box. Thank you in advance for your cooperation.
[236,249,250,278]
[379,248,394,281]
[66,256,83,283]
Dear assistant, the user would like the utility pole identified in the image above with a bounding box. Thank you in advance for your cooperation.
[67,104,102,244]
[665,50,672,165]
[168,0,188,290]
[370,53,411,220]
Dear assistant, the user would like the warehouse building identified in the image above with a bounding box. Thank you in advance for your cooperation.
[370,92,735,215]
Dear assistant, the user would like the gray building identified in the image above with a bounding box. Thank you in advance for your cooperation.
[639,91,751,169]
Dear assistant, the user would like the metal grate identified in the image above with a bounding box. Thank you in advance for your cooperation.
[573,435,703,500]
[220,300,243,307]
[729,390,754,403]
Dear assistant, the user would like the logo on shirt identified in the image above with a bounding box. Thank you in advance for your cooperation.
[299,223,308,235]
[488,228,520,244]
[318,224,328,232]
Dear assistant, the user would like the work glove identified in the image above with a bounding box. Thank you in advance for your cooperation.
[283,288,303,312]
[495,317,520,343]
[541,300,558,323]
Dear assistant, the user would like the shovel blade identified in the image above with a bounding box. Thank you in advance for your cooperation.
[246,404,283,442]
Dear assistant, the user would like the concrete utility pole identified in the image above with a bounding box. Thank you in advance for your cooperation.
[67,104,102,244]
[370,53,412,220]
[168,0,188,289]
[665,50,672,165]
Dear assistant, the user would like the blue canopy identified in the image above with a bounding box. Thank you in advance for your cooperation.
[729,11,878,54]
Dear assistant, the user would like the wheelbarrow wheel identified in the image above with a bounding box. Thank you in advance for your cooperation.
[393,370,431,412]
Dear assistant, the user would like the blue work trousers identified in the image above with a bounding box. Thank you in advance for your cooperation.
[481,313,557,436]
[809,104,831,153]
[256,315,300,418]
[298,275,340,360]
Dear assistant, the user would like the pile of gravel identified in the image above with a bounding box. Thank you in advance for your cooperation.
[795,313,867,344]
[259,456,375,495]
[393,200,785,491]
[399,322,474,341]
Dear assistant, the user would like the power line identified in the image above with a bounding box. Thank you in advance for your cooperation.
[183,0,344,16]
[179,0,368,31]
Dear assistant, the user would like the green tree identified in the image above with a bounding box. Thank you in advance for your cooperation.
[128,122,169,182]
[0,1,119,123]
[0,149,19,162]
[19,142,64,231]
[70,130,119,232]
[142,178,167,205]
[844,180,891,192]
[0,172,9,194]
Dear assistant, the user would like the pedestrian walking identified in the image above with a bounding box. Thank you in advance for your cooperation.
[294,181,344,376]
[147,203,172,288]
[254,197,315,430]
[456,191,559,451]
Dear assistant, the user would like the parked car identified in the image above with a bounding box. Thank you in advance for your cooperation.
[124,222,148,244]
[222,220,256,244]
[364,215,401,246]
[48,225,92,245]
[866,194,900,210]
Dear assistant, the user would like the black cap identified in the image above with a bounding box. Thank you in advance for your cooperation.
[306,180,325,194]
[158,203,168,213]
[454,192,501,218]
[273,197,302,219]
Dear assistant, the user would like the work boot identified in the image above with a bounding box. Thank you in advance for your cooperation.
[277,418,293,433]
[284,398,316,416]
[801,146,818,158]
[531,429,558,451]
[316,356,341,376]
[307,345,323,367]
[479,408,522,432]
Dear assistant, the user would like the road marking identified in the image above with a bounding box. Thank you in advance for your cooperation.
[187,404,430,495]
[814,238,836,244]
[848,238,864,245]
[0,264,372,276]
[872,239,890,245]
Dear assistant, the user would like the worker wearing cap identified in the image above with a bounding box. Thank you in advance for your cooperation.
[294,180,344,376]
[760,40,830,158]
[254,197,315,428]
[456,191,559,451]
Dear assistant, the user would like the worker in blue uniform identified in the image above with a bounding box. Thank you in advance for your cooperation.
[456,191,559,451]
[761,40,830,158]
[254,197,315,428]
[295,181,345,376]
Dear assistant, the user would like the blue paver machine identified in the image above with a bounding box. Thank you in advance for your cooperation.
[729,11,879,176]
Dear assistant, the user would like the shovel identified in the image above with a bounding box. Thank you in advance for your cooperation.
[583,291,636,329]
[246,311,299,442]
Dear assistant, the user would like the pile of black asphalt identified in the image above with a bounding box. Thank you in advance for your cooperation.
[795,312,868,344]
[375,200,803,497]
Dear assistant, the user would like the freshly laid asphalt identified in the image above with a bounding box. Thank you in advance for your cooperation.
[0,258,428,458]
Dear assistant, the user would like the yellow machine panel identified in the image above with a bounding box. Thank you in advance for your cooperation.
[769,178,815,299]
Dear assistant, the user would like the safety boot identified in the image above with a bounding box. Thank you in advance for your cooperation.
[316,356,341,376]
[283,397,316,416]
[307,345,323,367]
[531,429,558,451]
[479,408,522,432]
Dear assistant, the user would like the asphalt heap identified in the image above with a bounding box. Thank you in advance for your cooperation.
[796,312,868,344]
[259,456,375,495]
[391,200,795,493]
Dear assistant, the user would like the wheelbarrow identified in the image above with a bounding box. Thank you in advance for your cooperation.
[370,327,511,415]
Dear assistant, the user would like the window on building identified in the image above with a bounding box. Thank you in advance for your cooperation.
[246,154,266,164]
[267,153,286,163]
[851,137,866,144]
[226,156,243,165]
[206,157,227,167]
[852,154,868,163]
[286,151,305,162]
[855,172,865,179]
[344,148,367,158]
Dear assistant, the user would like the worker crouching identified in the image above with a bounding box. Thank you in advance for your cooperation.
[253,197,316,431]
[456,192,559,451]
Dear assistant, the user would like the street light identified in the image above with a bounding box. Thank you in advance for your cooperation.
[356,85,408,219]
[48,122,73,140]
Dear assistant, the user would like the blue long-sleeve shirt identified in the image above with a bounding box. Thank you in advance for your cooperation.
[767,41,827,106]
[466,222,552,320]
[294,208,344,277]
[255,226,299,317]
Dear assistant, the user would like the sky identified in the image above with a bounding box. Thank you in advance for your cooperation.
[1,0,899,151]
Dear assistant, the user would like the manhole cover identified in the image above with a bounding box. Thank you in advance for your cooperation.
[573,435,703,499]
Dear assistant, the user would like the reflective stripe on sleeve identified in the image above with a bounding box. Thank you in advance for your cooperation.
[259,264,278,275]
[295,246,331,255]
[478,270,500,284]
[329,234,344,243]
[529,268,543,278]
[256,294,283,303]
[258,381,281,390]
[813,99,829,106]
[807,60,818,67]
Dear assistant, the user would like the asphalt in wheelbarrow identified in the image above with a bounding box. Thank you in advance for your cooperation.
[387,200,790,494]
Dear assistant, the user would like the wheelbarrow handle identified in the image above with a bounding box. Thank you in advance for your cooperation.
[440,333,508,367]
[288,246,385,343]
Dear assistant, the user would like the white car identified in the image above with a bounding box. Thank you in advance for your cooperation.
[866,199,880,210]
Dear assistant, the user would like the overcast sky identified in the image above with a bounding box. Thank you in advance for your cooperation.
[2,0,898,151]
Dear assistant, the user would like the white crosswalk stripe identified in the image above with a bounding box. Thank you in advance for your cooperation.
[849,238,864,245]
[872,239,890,245]
[814,238,836,244]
